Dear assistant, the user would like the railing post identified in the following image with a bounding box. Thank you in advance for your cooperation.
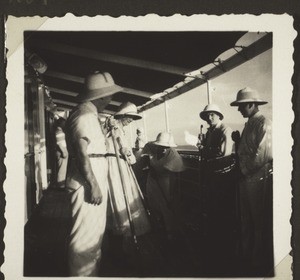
[207,80,212,104]
[164,100,170,132]
[142,111,148,143]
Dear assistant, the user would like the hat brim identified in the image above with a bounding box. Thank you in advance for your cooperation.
[77,85,123,102]
[200,110,224,121]
[114,112,142,120]
[153,141,177,148]
[230,99,268,106]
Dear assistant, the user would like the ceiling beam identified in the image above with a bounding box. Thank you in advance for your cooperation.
[45,71,153,98]
[46,70,84,83]
[55,102,74,109]
[103,109,115,115]
[52,99,77,107]
[49,87,78,97]
[56,106,71,111]
[139,33,272,112]
[55,105,115,114]
[29,39,192,76]
[110,100,121,106]
[52,93,121,107]
[205,33,272,80]
[122,87,153,98]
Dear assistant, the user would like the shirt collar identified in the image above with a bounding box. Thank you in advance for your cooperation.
[209,120,222,131]
[248,111,262,123]
[84,101,98,117]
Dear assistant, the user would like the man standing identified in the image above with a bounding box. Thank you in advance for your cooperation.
[198,103,233,159]
[231,87,273,274]
[198,104,235,244]
[65,71,122,276]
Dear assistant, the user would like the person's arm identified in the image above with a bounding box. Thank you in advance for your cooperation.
[163,148,186,172]
[57,142,68,158]
[220,127,234,157]
[115,128,136,165]
[244,119,272,174]
[56,129,68,158]
[76,138,102,205]
[197,133,206,150]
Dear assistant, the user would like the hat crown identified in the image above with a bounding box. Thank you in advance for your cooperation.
[237,87,260,101]
[78,71,123,102]
[200,103,223,120]
[117,102,138,115]
[154,132,177,147]
[114,102,142,120]
[85,71,114,91]
[230,87,267,106]
[203,104,222,114]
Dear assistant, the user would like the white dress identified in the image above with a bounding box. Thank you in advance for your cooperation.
[106,121,151,236]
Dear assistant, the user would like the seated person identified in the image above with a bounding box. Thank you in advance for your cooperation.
[142,132,185,240]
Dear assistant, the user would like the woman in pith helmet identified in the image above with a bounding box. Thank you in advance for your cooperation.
[105,102,151,246]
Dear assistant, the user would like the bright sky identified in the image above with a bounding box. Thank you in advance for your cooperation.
[131,48,272,148]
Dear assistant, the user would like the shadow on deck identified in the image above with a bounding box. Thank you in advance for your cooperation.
[24,187,273,277]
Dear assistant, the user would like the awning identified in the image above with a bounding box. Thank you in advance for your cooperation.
[24,31,272,114]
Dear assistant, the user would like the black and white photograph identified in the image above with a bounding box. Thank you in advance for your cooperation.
[3,14,294,279]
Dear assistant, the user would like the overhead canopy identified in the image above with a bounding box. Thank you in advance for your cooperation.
[24,31,272,114]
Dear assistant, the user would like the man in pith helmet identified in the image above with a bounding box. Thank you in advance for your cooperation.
[198,103,233,159]
[65,71,123,276]
[198,103,235,240]
[231,87,273,274]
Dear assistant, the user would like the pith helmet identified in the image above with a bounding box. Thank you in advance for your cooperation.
[153,132,177,148]
[200,104,224,120]
[77,71,123,102]
[230,87,268,106]
[114,102,142,120]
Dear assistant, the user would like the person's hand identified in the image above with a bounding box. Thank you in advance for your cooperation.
[89,185,103,205]
[120,147,131,157]
[61,149,68,158]
[141,153,153,160]
[107,117,117,129]
[197,143,204,150]
[231,130,241,143]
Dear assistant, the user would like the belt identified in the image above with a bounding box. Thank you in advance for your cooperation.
[88,154,107,158]
[105,153,126,160]
[87,153,125,160]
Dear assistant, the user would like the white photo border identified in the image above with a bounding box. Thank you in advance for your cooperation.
[3,14,295,279]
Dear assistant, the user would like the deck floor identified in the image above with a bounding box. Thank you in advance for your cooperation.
[24,187,272,277]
